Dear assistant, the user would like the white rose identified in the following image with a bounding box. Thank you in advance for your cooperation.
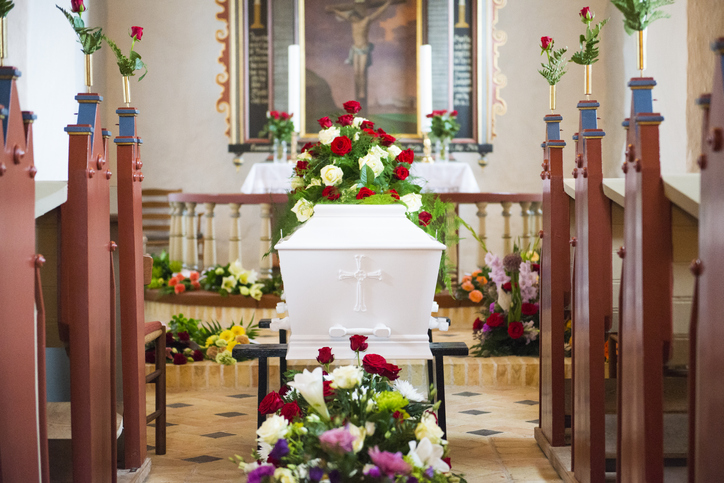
[415,413,444,444]
[274,468,296,483]
[358,153,385,178]
[257,414,289,445]
[400,193,423,213]
[352,116,368,128]
[370,145,389,160]
[320,165,344,186]
[387,145,402,158]
[306,178,322,188]
[291,176,305,190]
[319,126,340,145]
[354,132,360,141]
[291,199,314,222]
[330,365,363,389]
[297,151,312,161]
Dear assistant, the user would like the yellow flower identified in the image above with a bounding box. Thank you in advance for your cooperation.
[530,251,540,262]
[219,330,235,342]
[205,335,219,347]
[231,325,245,336]
[226,340,238,352]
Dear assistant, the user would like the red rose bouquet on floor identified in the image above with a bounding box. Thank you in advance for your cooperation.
[234,336,467,482]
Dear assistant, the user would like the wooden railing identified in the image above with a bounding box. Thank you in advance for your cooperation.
[165,192,542,278]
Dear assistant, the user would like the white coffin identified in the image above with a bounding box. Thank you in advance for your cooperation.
[275,204,445,360]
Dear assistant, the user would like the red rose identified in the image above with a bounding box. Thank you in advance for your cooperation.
[337,114,354,126]
[394,165,409,180]
[131,26,144,41]
[418,211,432,227]
[450,110,458,117]
[425,113,434,118]
[393,410,405,421]
[521,303,539,316]
[381,362,401,381]
[145,350,155,364]
[71,0,85,13]
[279,385,290,397]
[388,189,400,200]
[165,331,174,345]
[269,110,280,119]
[322,186,340,201]
[473,317,484,331]
[316,347,334,365]
[317,116,333,128]
[323,379,335,398]
[361,120,375,130]
[356,187,375,200]
[486,312,505,328]
[259,391,284,415]
[172,353,187,365]
[397,149,414,164]
[177,331,190,342]
[579,7,593,22]
[362,354,388,375]
[362,128,378,138]
[330,136,352,155]
[502,282,512,292]
[540,36,553,51]
[508,321,525,339]
[380,133,396,147]
[343,100,362,114]
[443,457,452,469]
[280,112,292,120]
[377,128,388,136]
[531,263,540,273]
[295,160,309,177]
[192,350,204,362]
[280,401,302,422]
[302,142,314,152]
[174,283,186,294]
[350,335,369,352]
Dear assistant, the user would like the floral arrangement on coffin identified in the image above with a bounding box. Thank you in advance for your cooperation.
[278,100,458,290]
[469,247,541,357]
[145,314,259,365]
[234,336,467,483]
[260,111,295,144]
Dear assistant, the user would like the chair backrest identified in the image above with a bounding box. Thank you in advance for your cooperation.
[142,188,182,245]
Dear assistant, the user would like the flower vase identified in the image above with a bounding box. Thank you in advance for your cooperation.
[272,138,287,164]
[584,64,592,97]
[549,84,556,112]
[435,137,451,163]
[85,54,93,93]
[0,17,7,67]
[636,29,647,77]
[122,75,131,107]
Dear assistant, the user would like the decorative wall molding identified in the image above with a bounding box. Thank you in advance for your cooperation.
[215,0,231,139]
[489,0,508,139]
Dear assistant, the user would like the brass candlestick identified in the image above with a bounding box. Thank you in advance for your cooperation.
[636,29,647,77]
[84,54,93,93]
[550,84,556,112]
[0,17,7,67]
[122,76,131,107]
[584,64,592,98]
[421,132,434,163]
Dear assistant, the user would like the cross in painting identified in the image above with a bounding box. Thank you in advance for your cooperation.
[338,254,382,312]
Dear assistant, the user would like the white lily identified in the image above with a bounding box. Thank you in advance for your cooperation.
[408,437,450,472]
[288,367,330,420]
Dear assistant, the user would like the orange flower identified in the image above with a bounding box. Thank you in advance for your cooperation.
[461,281,475,292]
[168,277,178,287]
[471,269,482,277]
[476,276,487,285]
[176,273,185,282]
[189,271,200,281]
[461,275,472,283]
[174,283,186,294]
[191,281,201,290]
[468,290,483,303]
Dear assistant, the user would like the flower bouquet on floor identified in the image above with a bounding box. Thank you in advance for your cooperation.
[468,246,541,357]
[234,336,467,483]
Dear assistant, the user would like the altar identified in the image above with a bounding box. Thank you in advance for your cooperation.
[240,160,481,194]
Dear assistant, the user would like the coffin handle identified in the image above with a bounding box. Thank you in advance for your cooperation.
[270,317,291,332]
[328,324,391,339]
[429,317,450,331]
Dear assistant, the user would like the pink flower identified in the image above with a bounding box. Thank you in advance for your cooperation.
[319,427,356,455]
[579,6,593,23]
[71,0,85,13]
[540,36,553,51]
[368,446,412,477]
[131,26,144,41]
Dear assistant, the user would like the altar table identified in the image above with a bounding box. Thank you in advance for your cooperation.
[240,161,480,194]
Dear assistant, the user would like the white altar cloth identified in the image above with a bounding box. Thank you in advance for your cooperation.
[240,161,480,194]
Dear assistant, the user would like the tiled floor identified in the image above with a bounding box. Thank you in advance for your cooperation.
[144,386,562,482]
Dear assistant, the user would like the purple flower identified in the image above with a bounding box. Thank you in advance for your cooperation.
[482,323,492,333]
[309,467,324,481]
[364,466,382,478]
[489,303,495,313]
[368,446,412,477]
[319,427,356,454]
[269,438,289,460]
[329,470,341,483]
[247,464,275,483]
[425,466,435,478]
[407,477,419,483]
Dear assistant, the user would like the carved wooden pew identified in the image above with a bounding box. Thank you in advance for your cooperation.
[0,67,49,482]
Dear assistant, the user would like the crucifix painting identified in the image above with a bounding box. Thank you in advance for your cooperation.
[303,0,417,136]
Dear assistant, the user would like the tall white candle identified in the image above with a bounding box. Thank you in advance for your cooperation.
[288,44,301,133]
[419,44,433,133]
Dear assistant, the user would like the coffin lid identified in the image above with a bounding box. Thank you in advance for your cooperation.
[275,204,446,250]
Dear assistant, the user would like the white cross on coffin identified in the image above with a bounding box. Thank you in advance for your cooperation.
[338,254,382,312]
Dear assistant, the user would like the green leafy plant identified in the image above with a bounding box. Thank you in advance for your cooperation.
[147,250,183,290]
[56,4,103,55]
[610,0,674,34]
[571,7,609,65]
[259,111,295,143]
[538,36,568,86]
[427,110,460,141]
[0,0,14,18]
[104,26,147,80]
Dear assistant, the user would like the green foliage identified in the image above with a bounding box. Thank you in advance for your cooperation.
[147,250,182,290]
[258,112,295,143]
[0,0,14,18]
[571,18,609,65]
[429,112,460,141]
[103,35,147,80]
[538,47,568,86]
[610,0,674,34]
[56,5,103,55]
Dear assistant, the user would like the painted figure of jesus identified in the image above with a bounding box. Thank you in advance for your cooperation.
[326,0,394,108]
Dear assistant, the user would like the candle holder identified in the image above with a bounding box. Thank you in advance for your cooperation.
[122,76,131,107]
[421,132,434,163]
[584,64,593,97]
[85,54,93,93]
[0,17,7,67]
[550,84,557,112]
[636,29,647,77]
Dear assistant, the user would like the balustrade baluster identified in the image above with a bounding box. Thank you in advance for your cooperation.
[475,202,488,268]
[501,201,513,254]
[203,203,217,269]
[446,204,459,284]
[520,201,532,247]
[184,201,198,269]
[170,202,185,262]
[531,201,542,238]
[228,203,243,265]
[259,203,272,279]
